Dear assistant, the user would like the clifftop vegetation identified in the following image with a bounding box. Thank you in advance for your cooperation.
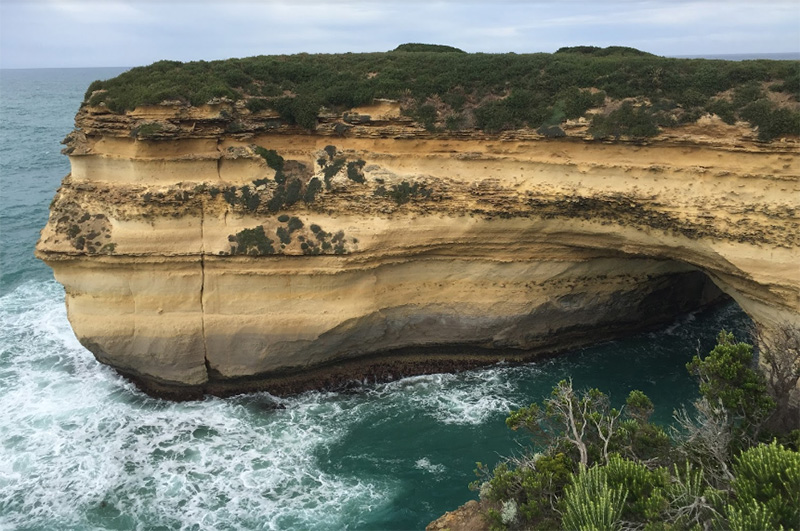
[84,45,800,140]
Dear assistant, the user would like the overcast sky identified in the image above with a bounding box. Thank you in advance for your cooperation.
[1,0,798,69]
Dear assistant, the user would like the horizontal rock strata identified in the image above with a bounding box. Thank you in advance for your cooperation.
[37,103,800,398]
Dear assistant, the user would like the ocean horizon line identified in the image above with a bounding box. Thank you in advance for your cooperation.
[2,50,799,71]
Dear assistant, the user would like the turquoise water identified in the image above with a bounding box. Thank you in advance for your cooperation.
[0,68,750,530]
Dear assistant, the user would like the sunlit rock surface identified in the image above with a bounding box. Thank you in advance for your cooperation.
[37,102,800,397]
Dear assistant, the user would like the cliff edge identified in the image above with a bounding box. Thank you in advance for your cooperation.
[36,51,800,398]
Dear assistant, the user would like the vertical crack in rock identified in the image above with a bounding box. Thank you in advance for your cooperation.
[200,192,210,381]
[200,140,224,381]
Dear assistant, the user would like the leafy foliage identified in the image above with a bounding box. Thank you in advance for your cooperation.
[725,441,800,530]
[232,226,274,255]
[82,47,799,139]
[346,160,366,183]
[385,181,431,205]
[130,122,163,139]
[254,147,284,172]
[589,102,660,139]
[392,43,466,53]
[562,464,627,531]
[322,157,346,189]
[476,330,800,530]
[303,177,322,203]
[687,330,775,438]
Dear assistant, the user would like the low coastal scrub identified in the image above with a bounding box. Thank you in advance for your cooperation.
[231,226,275,255]
[83,46,799,140]
[229,217,352,256]
[473,328,800,530]
[374,180,432,205]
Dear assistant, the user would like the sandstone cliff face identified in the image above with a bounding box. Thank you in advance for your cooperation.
[37,101,800,397]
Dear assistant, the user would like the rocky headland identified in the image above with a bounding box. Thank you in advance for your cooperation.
[36,49,800,399]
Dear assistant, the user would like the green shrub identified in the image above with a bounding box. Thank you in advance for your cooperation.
[392,43,466,53]
[413,104,438,131]
[246,98,271,113]
[254,147,284,171]
[471,332,800,531]
[444,113,466,131]
[82,48,797,141]
[589,102,660,140]
[474,99,519,133]
[226,121,244,133]
[303,177,322,203]
[733,81,764,108]
[84,80,104,101]
[602,456,669,521]
[272,94,321,129]
[555,45,654,57]
[276,226,291,244]
[536,124,566,138]
[285,178,302,206]
[442,92,467,112]
[725,441,800,529]
[267,186,286,212]
[346,160,366,183]
[562,465,627,531]
[706,99,737,125]
[558,87,605,118]
[322,157,346,188]
[223,186,238,205]
[233,226,274,255]
[130,122,163,139]
[239,186,260,211]
[687,330,775,429]
[387,181,431,205]
[287,216,303,233]
[759,107,800,141]
[739,100,800,141]
[476,452,574,528]
[770,74,800,99]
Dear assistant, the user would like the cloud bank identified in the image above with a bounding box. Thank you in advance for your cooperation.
[1,0,798,68]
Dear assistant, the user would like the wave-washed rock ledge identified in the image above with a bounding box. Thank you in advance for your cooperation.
[36,101,800,399]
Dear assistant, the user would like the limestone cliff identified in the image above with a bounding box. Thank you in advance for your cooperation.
[37,100,800,398]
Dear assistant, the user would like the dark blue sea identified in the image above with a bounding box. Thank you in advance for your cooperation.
[0,67,750,530]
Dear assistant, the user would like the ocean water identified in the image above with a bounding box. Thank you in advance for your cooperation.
[0,68,751,530]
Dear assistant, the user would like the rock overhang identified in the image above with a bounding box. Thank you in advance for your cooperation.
[37,99,800,399]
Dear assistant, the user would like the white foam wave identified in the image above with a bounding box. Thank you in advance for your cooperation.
[375,367,523,425]
[0,282,392,530]
[414,457,446,476]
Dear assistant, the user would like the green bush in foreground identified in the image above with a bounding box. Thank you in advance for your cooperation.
[475,328,800,530]
[562,464,627,531]
[725,441,800,530]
